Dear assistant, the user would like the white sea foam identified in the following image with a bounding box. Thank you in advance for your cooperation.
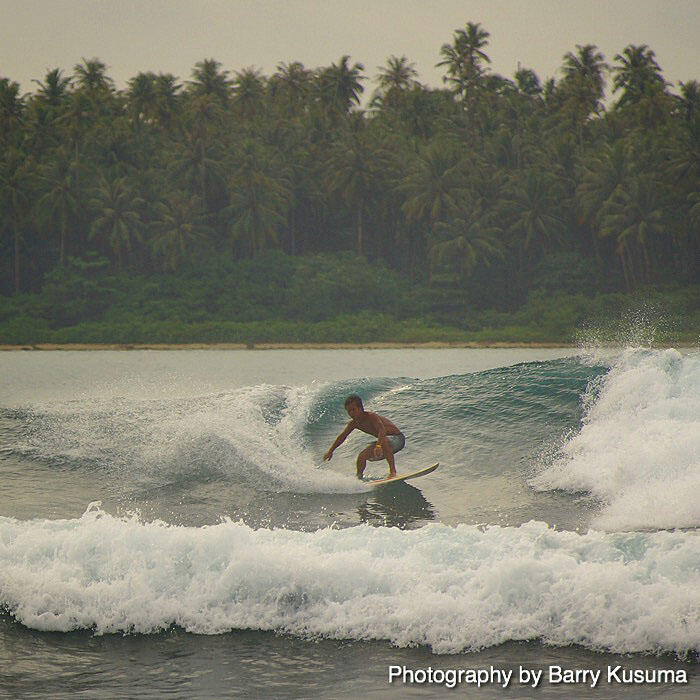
[11,383,366,495]
[532,349,700,530]
[147,383,366,494]
[0,508,697,655]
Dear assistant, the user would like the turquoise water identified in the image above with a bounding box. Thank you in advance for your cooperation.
[0,348,697,697]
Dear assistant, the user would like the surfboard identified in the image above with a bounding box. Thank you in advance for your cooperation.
[365,462,439,487]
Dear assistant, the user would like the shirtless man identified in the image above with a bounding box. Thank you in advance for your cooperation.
[323,394,405,479]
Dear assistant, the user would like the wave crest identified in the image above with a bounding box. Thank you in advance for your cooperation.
[532,349,700,530]
[1,510,697,655]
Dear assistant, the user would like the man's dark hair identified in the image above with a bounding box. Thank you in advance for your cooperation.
[344,394,363,409]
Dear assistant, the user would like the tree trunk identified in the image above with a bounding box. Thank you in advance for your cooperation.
[73,144,82,259]
[590,226,601,261]
[619,246,630,292]
[199,139,207,211]
[356,207,363,256]
[289,206,296,256]
[640,238,652,282]
[60,218,66,267]
[14,226,21,294]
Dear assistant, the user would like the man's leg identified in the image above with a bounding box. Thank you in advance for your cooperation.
[379,439,396,478]
[373,439,396,478]
[356,445,374,478]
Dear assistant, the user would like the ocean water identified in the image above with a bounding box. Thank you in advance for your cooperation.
[0,347,697,698]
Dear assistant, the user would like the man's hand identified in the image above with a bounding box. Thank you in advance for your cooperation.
[323,449,333,461]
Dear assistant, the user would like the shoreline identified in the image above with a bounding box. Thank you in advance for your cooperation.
[0,341,581,351]
[1,341,695,351]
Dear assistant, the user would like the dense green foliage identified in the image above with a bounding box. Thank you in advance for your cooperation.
[2,251,696,344]
[1,23,698,343]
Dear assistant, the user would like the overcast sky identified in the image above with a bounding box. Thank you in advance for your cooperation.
[2,0,698,99]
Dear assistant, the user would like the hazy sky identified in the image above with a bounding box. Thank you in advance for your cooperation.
[2,0,698,99]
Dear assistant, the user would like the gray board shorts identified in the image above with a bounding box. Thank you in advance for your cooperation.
[366,432,406,461]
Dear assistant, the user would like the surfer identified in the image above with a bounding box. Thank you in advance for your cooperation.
[323,394,405,479]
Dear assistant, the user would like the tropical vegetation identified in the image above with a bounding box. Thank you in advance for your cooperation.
[1,24,698,344]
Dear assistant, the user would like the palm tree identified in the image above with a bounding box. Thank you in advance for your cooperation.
[226,140,291,257]
[689,191,700,234]
[27,70,71,149]
[489,126,525,170]
[270,61,312,114]
[400,141,467,226]
[55,90,93,228]
[483,74,517,96]
[429,212,504,278]
[0,148,32,293]
[232,68,266,119]
[665,114,700,184]
[59,87,91,133]
[32,68,72,108]
[559,44,608,138]
[543,77,558,107]
[186,94,223,141]
[469,166,509,214]
[612,45,667,107]
[599,174,665,288]
[150,192,212,271]
[73,57,114,98]
[126,72,157,128]
[35,146,79,266]
[188,58,232,103]
[577,141,628,232]
[153,73,182,130]
[0,78,24,144]
[59,91,93,164]
[127,72,158,127]
[394,85,451,140]
[514,67,543,97]
[170,129,223,212]
[327,128,392,255]
[561,45,607,103]
[270,121,323,255]
[89,177,144,268]
[377,55,419,93]
[677,80,699,121]
[316,55,366,120]
[540,132,578,194]
[507,170,565,255]
[171,96,225,207]
[373,55,419,112]
[437,22,491,98]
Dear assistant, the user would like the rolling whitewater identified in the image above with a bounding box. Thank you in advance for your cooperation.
[0,347,698,697]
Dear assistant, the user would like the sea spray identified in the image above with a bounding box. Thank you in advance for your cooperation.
[532,349,700,530]
[1,510,697,655]
[5,383,367,495]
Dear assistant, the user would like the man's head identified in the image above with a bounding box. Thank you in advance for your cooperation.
[344,394,364,419]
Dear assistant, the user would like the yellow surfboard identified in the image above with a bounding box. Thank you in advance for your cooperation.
[365,462,439,487]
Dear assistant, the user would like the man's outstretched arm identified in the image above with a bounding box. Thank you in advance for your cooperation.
[323,422,354,460]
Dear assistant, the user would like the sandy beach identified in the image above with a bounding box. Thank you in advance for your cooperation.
[0,342,580,351]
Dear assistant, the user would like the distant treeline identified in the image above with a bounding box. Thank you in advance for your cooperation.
[2,251,697,344]
[0,22,698,341]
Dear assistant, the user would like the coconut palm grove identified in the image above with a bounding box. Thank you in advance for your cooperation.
[1,22,698,344]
